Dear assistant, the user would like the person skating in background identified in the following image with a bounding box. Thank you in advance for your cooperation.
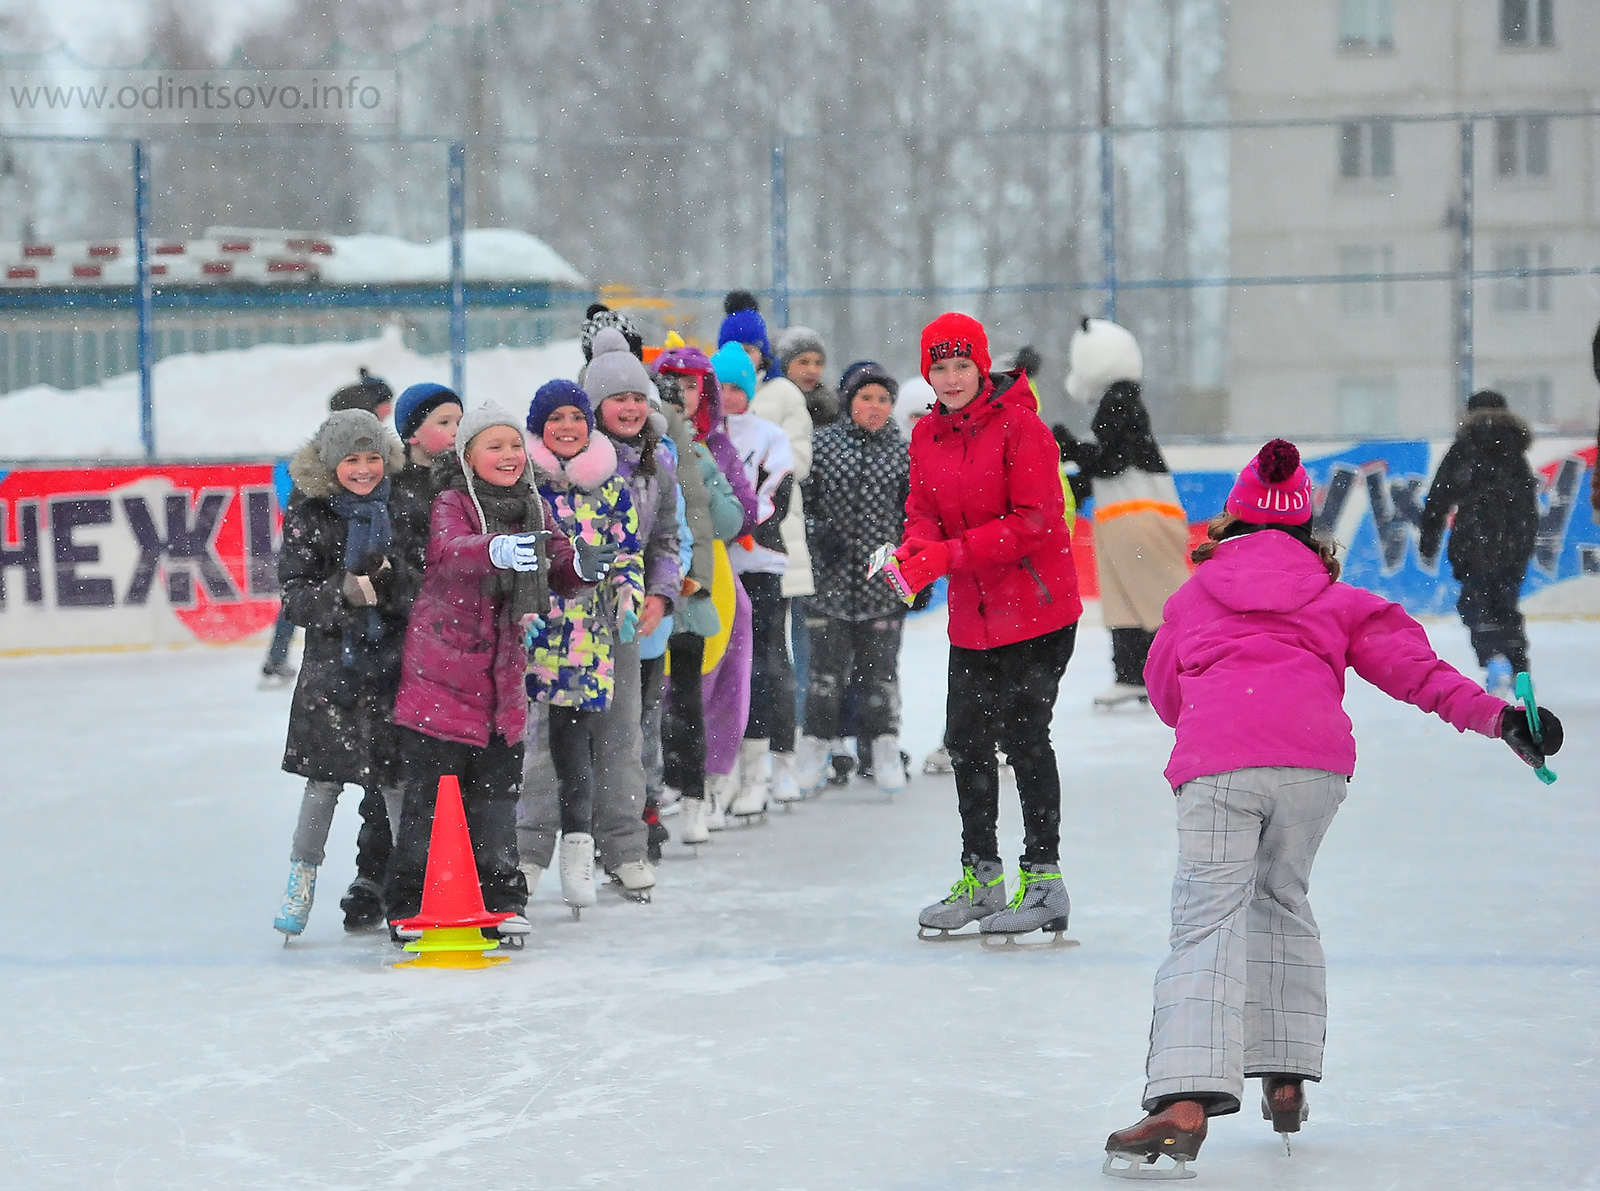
[714,340,798,819]
[1418,390,1539,697]
[272,410,412,938]
[796,361,911,797]
[652,343,755,844]
[260,367,396,688]
[775,324,839,428]
[1054,318,1190,710]
[389,382,462,544]
[384,403,602,943]
[517,377,650,913]
[721,293,815,798]
[892,313,1084,943]
[1104,439,1563,1178]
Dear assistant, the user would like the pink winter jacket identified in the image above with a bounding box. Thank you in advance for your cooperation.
[1147,529,1507,789]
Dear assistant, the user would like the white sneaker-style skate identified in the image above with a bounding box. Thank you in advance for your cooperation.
[518,862,544,898]
[679,796,709,845]
[917,861,1006,941]
[558,832,597,920]
[770,750,803,806]
[729,739,770,821]
[1094,682,1150,710]
[273,860,318,940]
[979,862,1077,948]
[871,735,906,795]
[921,745,953,775]
[795,735,832,795]
[611,861,656,903]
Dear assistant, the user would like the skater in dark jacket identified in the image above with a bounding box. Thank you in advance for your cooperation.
[796,361,911,796]
[1418,390,1539,695]
[272,410,413,938]
[893,313,1083,944]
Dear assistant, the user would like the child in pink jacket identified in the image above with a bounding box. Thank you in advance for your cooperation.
[1104,439,1565,1179]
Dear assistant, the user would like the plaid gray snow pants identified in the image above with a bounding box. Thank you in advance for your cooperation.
[1143,766,1347,1115]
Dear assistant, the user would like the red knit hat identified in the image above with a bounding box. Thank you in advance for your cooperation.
[1226,439,1315,525]
[920,312,991,382]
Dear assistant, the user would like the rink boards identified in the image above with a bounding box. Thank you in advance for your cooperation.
[1,439,1596,653]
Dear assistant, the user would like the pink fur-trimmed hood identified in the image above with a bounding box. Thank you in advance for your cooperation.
[525,431,619,491]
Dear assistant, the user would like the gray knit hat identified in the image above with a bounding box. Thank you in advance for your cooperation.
[314,409,391,471]
[584,327,654,404]
[454,401,528,532]
[776,325,827,372]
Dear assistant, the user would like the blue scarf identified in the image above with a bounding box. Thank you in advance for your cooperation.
[328,479,393,669]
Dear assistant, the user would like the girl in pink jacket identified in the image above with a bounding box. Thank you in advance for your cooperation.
[1104,439,1564,1179]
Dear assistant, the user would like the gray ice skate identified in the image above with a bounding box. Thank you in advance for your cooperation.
[917,861,1006,941]
[979,863,1078,948]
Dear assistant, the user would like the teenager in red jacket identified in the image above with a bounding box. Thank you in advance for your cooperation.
[892,312,1083,942]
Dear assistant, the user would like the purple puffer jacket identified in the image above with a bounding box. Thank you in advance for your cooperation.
[1147,529,1507,789]
[393,488,585,747]
[610,424,683,607]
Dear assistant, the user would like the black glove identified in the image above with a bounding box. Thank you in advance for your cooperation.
[910,584,934,613]
[573,537,620,583]
[1051,422,1077,458]
[1500,705,1563,769]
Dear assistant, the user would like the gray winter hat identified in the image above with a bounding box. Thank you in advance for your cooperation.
[776,325,827,371]
[314,409,391,471]
[455,400,527,531]
[584,327,654,405]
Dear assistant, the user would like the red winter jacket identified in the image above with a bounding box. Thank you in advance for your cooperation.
[905,372,1082,650]
[393,489,585,747]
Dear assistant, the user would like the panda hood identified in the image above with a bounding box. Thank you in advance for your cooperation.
[1065,317,1142,405]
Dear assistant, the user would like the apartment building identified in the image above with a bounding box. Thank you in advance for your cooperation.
[1225,0,1598,437]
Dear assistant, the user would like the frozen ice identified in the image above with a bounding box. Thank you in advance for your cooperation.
[1,611,1594,1188]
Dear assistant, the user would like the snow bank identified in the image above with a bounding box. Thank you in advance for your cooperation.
[321,228,587,287]
[0,326,586,460]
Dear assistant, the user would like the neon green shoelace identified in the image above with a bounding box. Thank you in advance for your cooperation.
[945,865,1004,904]
[1004,867,1056,910]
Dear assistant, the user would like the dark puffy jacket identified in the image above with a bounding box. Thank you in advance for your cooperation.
[393,478,585,748]
[804,419,910,621]
[905,370,1083,650]
[279,437,413,786]
[1419,407,1538,577]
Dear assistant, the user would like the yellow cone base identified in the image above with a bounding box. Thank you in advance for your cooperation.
[393,926,505,970]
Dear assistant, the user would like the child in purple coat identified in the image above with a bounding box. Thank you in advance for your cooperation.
[1104,439,1564,1179]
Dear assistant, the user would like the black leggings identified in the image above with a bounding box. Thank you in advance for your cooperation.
[547,706,600,835]
[946,623,1077,867]
[662,632,706,799]
[805,614,904,742]
[741,572,796,751]
[1457,568,1529,672]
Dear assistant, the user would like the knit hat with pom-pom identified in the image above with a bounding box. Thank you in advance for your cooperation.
[716,290,775,375]
[1226,438,1315,525]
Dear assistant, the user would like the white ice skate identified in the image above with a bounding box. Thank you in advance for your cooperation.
[610,861,656,904]
[559,832,597,920]
[1094,682,1151,711]
[679,796,709,846]
[871,735,906,796]
[489,913,531,949]
[770,750,803,808]
[921,745,953,775]
[917,861,1006,941]
[705,772,734,830]
[518,862,544,898]
[728,739,770,823]
[979,863,1078,949]
[795,735,832,797]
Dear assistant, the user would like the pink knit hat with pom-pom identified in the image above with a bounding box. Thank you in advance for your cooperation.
[1226,439,1315,525]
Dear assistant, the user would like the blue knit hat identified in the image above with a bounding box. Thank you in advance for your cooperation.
[527,378,594,435]
[394,382,461,441]
[716,290,777,379]
[711,342,759,404]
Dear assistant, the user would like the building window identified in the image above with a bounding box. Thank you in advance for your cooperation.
[1337,245,1394,314]
[1501,0,1555,45]
[1493,376,1554,426]
[1339,120,1394,179]
[1494,116,1550,177]
[1339,0,1394,50]
[1336,377,1399,434]
[1492,244,1553,312]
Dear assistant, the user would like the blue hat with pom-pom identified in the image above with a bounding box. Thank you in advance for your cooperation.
[527,378,594,435]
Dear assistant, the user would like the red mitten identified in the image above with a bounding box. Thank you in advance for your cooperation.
[891,539,951,594]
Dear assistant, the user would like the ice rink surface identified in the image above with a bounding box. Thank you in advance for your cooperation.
[2,614,1595,1190]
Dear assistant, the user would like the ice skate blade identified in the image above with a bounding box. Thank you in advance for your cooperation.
[569,907,582,922]
[980,930,1080,950]
[1093,698,1151,712]
[916,925,983,942]
[1102,1152,1196,1180]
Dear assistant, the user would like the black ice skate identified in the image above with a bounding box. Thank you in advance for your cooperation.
[978,863,1078,949]
[1103,1099,1206,1180]
[1260,1075,1309,1155]
[339,877,386,932]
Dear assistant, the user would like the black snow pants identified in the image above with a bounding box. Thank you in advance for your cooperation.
[804,613,905,743]
[384,727,527,920]
[741,572,796,751]
[662,632,706,800]
[946,622,1078,868]
[1457,568,1529,672]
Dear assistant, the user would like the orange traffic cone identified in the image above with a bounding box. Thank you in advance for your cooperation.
[392,774,514,970]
